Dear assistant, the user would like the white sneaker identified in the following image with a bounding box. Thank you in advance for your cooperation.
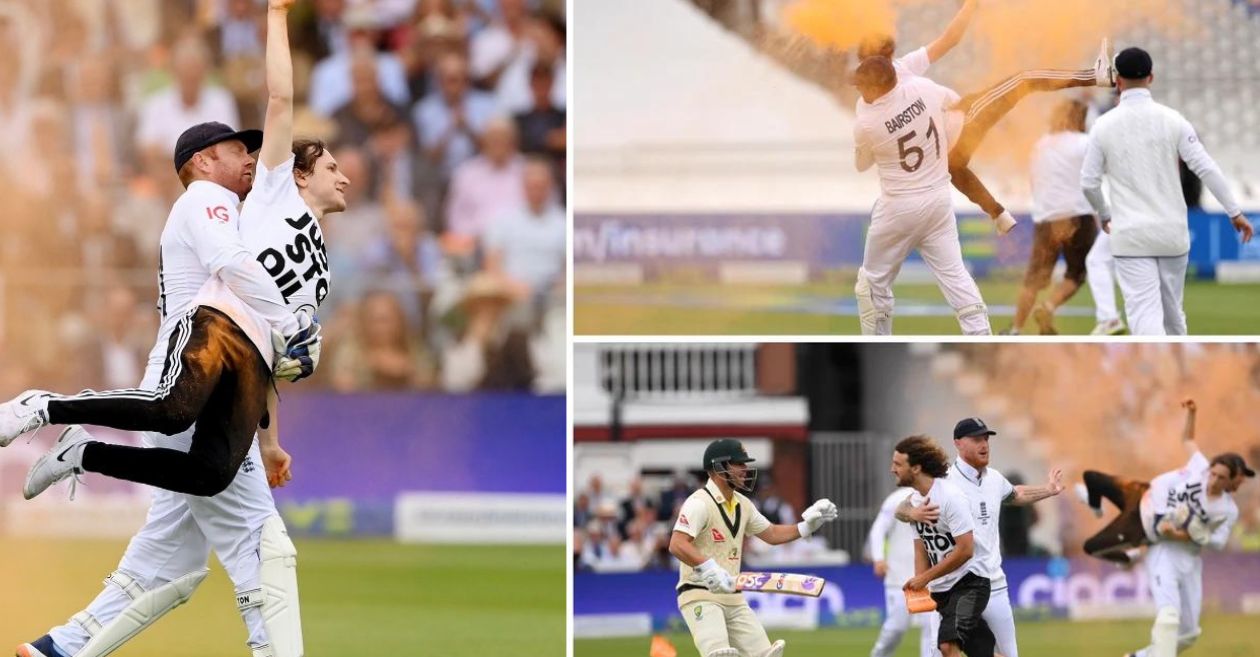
[24,425,92,500]
[1095,37,1115,87]
[994,211,1017,235]
[1075,482,1103,518]
[0,390,52,447]
[1090,318,1127,335]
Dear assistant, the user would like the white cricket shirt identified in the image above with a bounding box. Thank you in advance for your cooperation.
[946,459,1015,591]
[1030,131,1095,223]
[673,478,772,606]
[192,156,331,365]
[868,487,917,589]
[893,47,931,80]
[1081,89,1241,257]
[1141,450,1240,551]
[854,75,959,198]
[908,477,979,593]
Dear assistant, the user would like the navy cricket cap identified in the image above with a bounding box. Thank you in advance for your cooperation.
[954,417,997,440]
[1114,47,1153,80]
[173,122,263,173]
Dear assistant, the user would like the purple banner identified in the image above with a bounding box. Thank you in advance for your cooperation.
[274,392,565,502]
[575,211,1243,280]
[574,553,1260,630]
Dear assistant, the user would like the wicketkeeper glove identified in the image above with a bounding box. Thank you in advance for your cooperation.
[271,310,322,382]
[694,558,736,594]
[798,498,839,538]
[1186,515,1214,546]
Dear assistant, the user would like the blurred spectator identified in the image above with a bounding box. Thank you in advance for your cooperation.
[754,475,796,526]
[210,0,265,62]
[77,283,153,390]
[68,55,129,192]
[444,116,525,238]
[412,51,496,177]
[483,158,564,313]
[135,36,240,157]
[470,0,531,88]
[330,290,439,391]
[512,61,565,178]
[439,273,529,392]
[360,197,445,325]
[307,10,409,117]
[331,45,410,167]
[495,12,565,114]
[290,0,348,64]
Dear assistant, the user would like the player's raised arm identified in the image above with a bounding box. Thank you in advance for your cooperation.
[925,0,978,64]
[1180,398,1198,455]
[756,498,838,545]
[260,0,296,169]
[1006,468,1065,505]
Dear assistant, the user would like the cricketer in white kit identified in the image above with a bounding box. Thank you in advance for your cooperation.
[868,486,935,657]
[1082,47,1253,336]
[901,418,1066,657]
[670,439,838,657]
[852,56,991,336]
[16,3,341,657]
[1126,414,1253,656]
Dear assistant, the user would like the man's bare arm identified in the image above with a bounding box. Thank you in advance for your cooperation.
[925,0,978,64]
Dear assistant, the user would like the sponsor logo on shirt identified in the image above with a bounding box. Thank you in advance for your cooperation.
[678,514,690,528]
[711,528,726,543]
[205,205,230,223]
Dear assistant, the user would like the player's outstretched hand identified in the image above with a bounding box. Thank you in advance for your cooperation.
[1231,214,1254,244]
[908,498,941,524]
[262,445,293,488]
[1181,398,1196,412]
[1047,468,1065,495]
[800,498,839,537]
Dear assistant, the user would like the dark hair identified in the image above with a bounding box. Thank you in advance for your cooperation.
[858,34,896,61]
[895,435,950,478]
[1211,453,1245,478]
[1050,99,1088,133]
[853,56,897,96]
[293,138,328,177]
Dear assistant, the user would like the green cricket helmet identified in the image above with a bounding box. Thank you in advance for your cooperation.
[703,439,758,493]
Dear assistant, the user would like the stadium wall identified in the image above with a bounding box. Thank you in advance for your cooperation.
[0,393,567,544]
[574,210,1260,283]
[573,553,1260,638]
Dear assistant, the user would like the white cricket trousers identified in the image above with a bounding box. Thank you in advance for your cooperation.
[924,584,1018,657]
[1114,253,1188,335]
[1134,542,1203,656]
[1085,229,1120,323]
[860,191,991,335]
[680,599,773,656]
[47,429,276,654]
[872,586,934,657]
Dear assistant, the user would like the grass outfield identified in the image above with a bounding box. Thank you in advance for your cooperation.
[574,280,1260,335]
[1,538,564,657]
[575,614,1259,657]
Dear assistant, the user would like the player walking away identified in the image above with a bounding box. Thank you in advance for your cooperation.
[868,486,935,657]
[669,439,838,657]
[899,418,1064,657]
[1084,229,1125,335]
[1078,399,1254,577]
[892,435,1007,657]
[11,3,333,657]
[1082,47,1254,335]
[857,0,1114,235]
[1006,100,1100,335]
[853,56,993,335]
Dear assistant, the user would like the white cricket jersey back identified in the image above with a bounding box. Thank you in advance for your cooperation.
[146,181,246,389]
[239,156,331,316]
[893,47,931,80]
[947,461,1015,590]
[1085,90,1191,256]
[854,76,958,197]
[909,478,980,593]
[1030,131,1095,223]
[871,487,917,588]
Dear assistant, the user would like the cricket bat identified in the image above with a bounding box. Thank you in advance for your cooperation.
[735,572,826,597]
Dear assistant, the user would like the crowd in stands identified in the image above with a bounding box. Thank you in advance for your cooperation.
[0,0,565,397]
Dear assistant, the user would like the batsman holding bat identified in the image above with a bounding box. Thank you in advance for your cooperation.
[669,439,838,657]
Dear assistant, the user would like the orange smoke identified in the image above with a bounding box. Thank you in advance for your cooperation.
[781,0,1202,167]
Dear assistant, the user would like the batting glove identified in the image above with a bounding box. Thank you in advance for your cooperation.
[271,310,322,382]
[798,498,839,537]
[694,558,736,594]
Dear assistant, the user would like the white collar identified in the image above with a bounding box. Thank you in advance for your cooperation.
[1120,88,1153,103]
[954,458,985,484]
[187,179,240,204]
[704,478,730,504]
